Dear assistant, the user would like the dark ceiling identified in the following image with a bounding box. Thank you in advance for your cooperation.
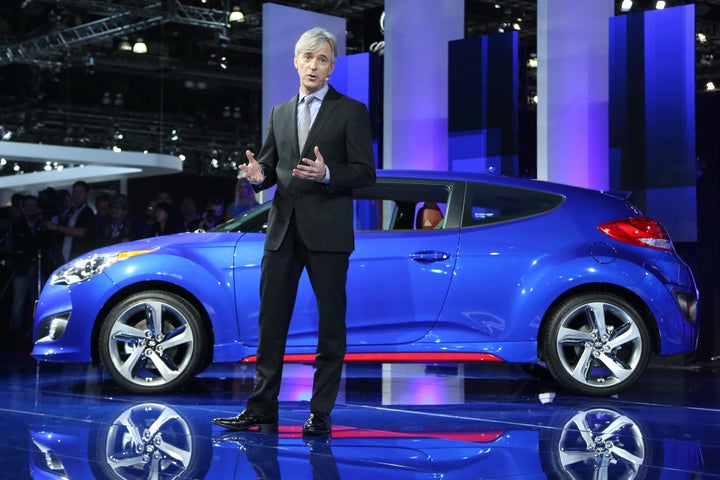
[0,0,716,178]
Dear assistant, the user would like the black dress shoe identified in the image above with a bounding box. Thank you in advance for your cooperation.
[212,409,278,431]
[302,412,332,435]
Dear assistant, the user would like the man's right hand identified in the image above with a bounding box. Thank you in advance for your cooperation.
[239,150,265,184]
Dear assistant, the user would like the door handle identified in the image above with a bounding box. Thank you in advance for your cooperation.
[410,250,450,263]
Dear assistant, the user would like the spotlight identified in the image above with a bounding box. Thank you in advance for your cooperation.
[228,6,244,22]
[620,0,632,12]
[132,38,148,54]
[706,81,716,91]
[655,1,665,9]
[118,36,132,52]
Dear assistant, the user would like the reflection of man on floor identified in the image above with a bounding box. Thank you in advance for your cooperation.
[214,431,340,480]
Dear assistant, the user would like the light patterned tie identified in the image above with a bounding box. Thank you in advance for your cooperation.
[298,94,315,151]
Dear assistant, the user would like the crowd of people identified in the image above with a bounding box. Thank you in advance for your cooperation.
[0,177,259,346]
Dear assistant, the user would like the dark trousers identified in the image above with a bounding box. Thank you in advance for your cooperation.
[247,214,349,416]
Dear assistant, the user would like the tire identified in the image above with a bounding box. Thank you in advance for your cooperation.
[542,293,650,396]
[90,403,212,479]
[99,290,208,394]
[539,406,653,480]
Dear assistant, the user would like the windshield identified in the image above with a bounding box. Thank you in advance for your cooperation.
[209,202,270,233]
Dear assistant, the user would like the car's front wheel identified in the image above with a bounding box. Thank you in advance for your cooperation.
[542,293,651,396]
[99,290,208,393]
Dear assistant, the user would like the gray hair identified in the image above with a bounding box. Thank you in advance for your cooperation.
[294,27,338,64]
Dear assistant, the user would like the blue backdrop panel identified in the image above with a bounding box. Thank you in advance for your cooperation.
[448,33,518,175]
[332,52,381,164]
[609,5,696,242]
[332,52,381,228]
[383,0,464,170]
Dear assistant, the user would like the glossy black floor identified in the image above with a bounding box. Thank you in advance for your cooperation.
[1,335,719,479]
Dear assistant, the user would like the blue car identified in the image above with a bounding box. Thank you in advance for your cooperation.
[31,170,699,396]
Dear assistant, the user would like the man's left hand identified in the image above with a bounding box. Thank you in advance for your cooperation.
[292,146,327,182]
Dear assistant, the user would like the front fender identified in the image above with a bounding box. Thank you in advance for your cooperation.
[103,251,242,352]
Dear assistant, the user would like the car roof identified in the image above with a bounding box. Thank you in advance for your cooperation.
[375,169,610,197]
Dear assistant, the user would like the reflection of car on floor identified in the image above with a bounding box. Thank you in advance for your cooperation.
[28,400,705,479]
[31,171,699,396]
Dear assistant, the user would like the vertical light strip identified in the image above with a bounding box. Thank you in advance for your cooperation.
[383,0,464,170]
[537,0,613,189]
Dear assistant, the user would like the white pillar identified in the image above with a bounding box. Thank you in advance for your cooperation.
[537,0,613,189]
[383,0,464,170]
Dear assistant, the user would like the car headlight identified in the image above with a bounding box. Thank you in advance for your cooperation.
[50,249,156,286]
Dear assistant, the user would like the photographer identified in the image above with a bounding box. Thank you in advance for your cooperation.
[198,196,225,231]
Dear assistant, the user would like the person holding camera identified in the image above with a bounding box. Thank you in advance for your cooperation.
[198,196,226,230]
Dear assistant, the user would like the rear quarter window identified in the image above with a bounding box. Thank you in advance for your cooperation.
[462,183,563,227]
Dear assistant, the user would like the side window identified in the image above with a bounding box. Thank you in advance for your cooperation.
[462,183,563,227]
[353,182,452,231]
[353,198,394,230]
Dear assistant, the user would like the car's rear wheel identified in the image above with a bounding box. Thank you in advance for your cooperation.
[539,406,651,478]
[99,290,208,393]
[542,293,650,396]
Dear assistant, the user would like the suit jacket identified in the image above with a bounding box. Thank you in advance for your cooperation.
[255,85,376,253]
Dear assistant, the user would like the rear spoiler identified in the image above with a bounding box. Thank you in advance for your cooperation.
[600,190,632,200]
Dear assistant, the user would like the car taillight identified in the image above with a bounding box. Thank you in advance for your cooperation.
[598,216,674,251]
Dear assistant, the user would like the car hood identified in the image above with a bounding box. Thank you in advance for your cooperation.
[92,230,246,256]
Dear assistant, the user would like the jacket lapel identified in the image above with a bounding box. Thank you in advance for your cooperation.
[288,93,302,158]
[301,86,339,157]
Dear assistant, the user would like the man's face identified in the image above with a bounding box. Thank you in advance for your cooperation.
[181,197,196,215]
[22,199,39,219]
[294,41,334,94]
[207,203,224,218]
[110,204,127,221]
[96,200,110,217]
[71,184,87,206]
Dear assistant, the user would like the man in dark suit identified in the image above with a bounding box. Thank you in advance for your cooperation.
[212,27,376,435]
